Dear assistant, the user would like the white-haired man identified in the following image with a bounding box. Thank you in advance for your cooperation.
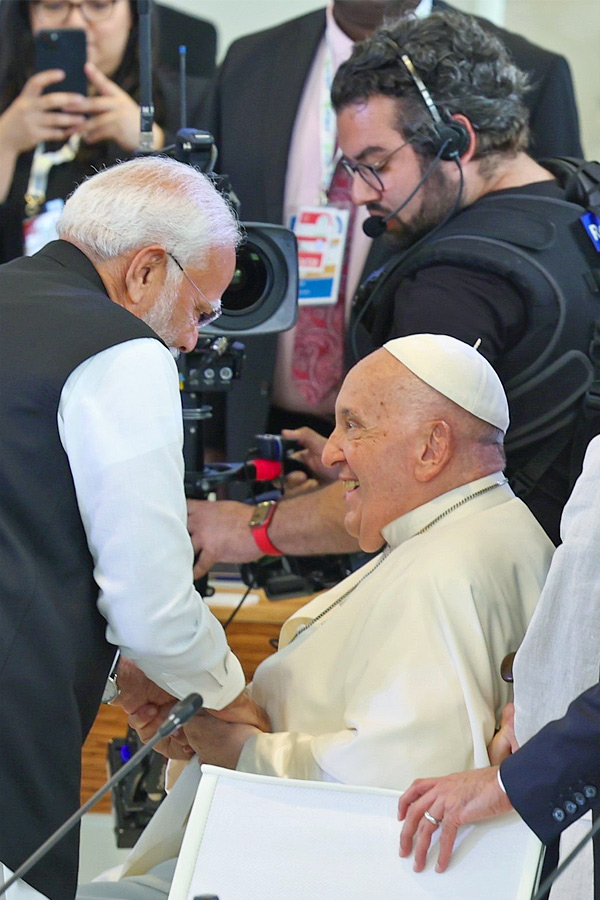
[0,156,266,900]
[78,334,554,900]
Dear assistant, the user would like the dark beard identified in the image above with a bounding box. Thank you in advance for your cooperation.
[385,165,461,250]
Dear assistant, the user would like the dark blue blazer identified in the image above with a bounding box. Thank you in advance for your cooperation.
[502,682,600,844]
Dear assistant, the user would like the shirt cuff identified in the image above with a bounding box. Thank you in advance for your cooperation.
[497,767,507,793]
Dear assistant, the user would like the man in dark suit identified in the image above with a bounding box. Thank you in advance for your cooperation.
[199,0,582,462]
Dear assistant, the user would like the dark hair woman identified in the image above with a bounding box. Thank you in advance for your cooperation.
[0,0,208,262]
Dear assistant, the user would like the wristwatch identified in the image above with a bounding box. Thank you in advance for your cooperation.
[101,650,121,704]
[248,500,282,556]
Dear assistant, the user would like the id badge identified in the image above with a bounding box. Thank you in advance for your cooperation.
[23,197,64,256]
[292,205,350,306]
[581,211,600,252]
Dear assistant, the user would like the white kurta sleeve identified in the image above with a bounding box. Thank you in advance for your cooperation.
[57,338,244,708]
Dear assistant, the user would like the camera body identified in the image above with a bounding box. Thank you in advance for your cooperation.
[107,730,166,848]
[174,129,299,336]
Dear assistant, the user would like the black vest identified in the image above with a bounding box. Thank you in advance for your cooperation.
[351,183,600,542]
[0,241,160,899]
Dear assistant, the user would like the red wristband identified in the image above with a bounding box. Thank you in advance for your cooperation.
[249,500,283,556]
[252,524,283,556]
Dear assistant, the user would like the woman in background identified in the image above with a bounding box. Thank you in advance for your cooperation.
[0,0,208,262]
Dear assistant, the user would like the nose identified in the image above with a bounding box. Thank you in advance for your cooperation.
[321,427,344,469]
[178,326,200,354]
[65,3,88,29]
[351,174,381,207]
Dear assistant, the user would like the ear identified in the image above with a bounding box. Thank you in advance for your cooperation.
[450,114,477,164]
[123,245,169,313]
[414,420,453,483]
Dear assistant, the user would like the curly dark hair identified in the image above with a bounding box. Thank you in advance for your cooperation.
[331,9,530,160]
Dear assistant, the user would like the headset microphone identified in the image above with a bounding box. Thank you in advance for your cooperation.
[361,46,470,239]
[362,144,446,238]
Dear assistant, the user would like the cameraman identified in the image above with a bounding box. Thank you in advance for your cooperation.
[188,9,597,562]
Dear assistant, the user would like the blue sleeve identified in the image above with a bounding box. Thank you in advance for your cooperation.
[501,682,600,843]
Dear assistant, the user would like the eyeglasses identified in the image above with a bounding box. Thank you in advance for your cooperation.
[167,252,222,329]
[32,0,122,25]
[341,140,412,192]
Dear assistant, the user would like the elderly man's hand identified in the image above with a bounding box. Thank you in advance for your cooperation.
[187,499,261,579]
[112,659,194,758]
[487,702,518,766]
[112,657,175,717]
[182,710,261,769]
[208,687,270,732]
[398,767,513,872]
[128,702,196,760]
[128,686,269,761]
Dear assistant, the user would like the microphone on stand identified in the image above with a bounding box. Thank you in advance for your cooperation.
[0,693,203,899]
[362,144,446,238]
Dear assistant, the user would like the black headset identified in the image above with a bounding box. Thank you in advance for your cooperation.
[382,35,470,161]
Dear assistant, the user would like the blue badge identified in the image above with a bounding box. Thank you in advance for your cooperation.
[581,211,600,252]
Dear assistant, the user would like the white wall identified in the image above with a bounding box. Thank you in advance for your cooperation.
[505,1,599,158]
[161,0,599,157]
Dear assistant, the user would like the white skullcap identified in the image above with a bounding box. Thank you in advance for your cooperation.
[383,334,509,432]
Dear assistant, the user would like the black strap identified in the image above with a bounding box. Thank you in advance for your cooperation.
[509,430,573,500]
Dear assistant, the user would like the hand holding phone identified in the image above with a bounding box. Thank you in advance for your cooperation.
[77,61,165,153]
[0,70,87,160]
[34,29,87,98]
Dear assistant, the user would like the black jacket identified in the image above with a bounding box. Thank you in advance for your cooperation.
[0,241,159,900]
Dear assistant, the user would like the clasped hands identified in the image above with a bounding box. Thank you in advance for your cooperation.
[114,658,270,770]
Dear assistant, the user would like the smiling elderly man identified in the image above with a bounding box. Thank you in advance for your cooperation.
[78,333,554,900]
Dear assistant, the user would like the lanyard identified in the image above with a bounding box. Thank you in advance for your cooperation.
[319,39,341,204]
[24,134,81,218]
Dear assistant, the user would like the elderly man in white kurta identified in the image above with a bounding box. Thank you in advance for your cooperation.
[78,334,554,900]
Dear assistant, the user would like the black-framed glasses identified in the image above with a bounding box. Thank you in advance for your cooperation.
[167,252,222,329]
[341,140,412,191]
[32,0,122,25]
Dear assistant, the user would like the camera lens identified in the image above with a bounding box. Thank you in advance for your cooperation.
[221,244,271,314]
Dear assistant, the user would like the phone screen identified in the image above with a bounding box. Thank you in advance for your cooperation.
[34,28,87,97]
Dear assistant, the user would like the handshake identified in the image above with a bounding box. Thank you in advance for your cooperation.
[112,658,271,772]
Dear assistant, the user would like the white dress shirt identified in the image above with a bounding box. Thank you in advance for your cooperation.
[57,338,244,705]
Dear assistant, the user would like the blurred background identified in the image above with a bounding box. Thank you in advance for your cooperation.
[161,0,600,159]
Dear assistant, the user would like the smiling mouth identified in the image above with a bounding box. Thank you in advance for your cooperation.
[342,480,360,492]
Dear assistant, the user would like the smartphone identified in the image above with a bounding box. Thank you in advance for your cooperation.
[34,28,87,97]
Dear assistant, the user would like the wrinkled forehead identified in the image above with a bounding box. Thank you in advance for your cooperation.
[336,350,416,416]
